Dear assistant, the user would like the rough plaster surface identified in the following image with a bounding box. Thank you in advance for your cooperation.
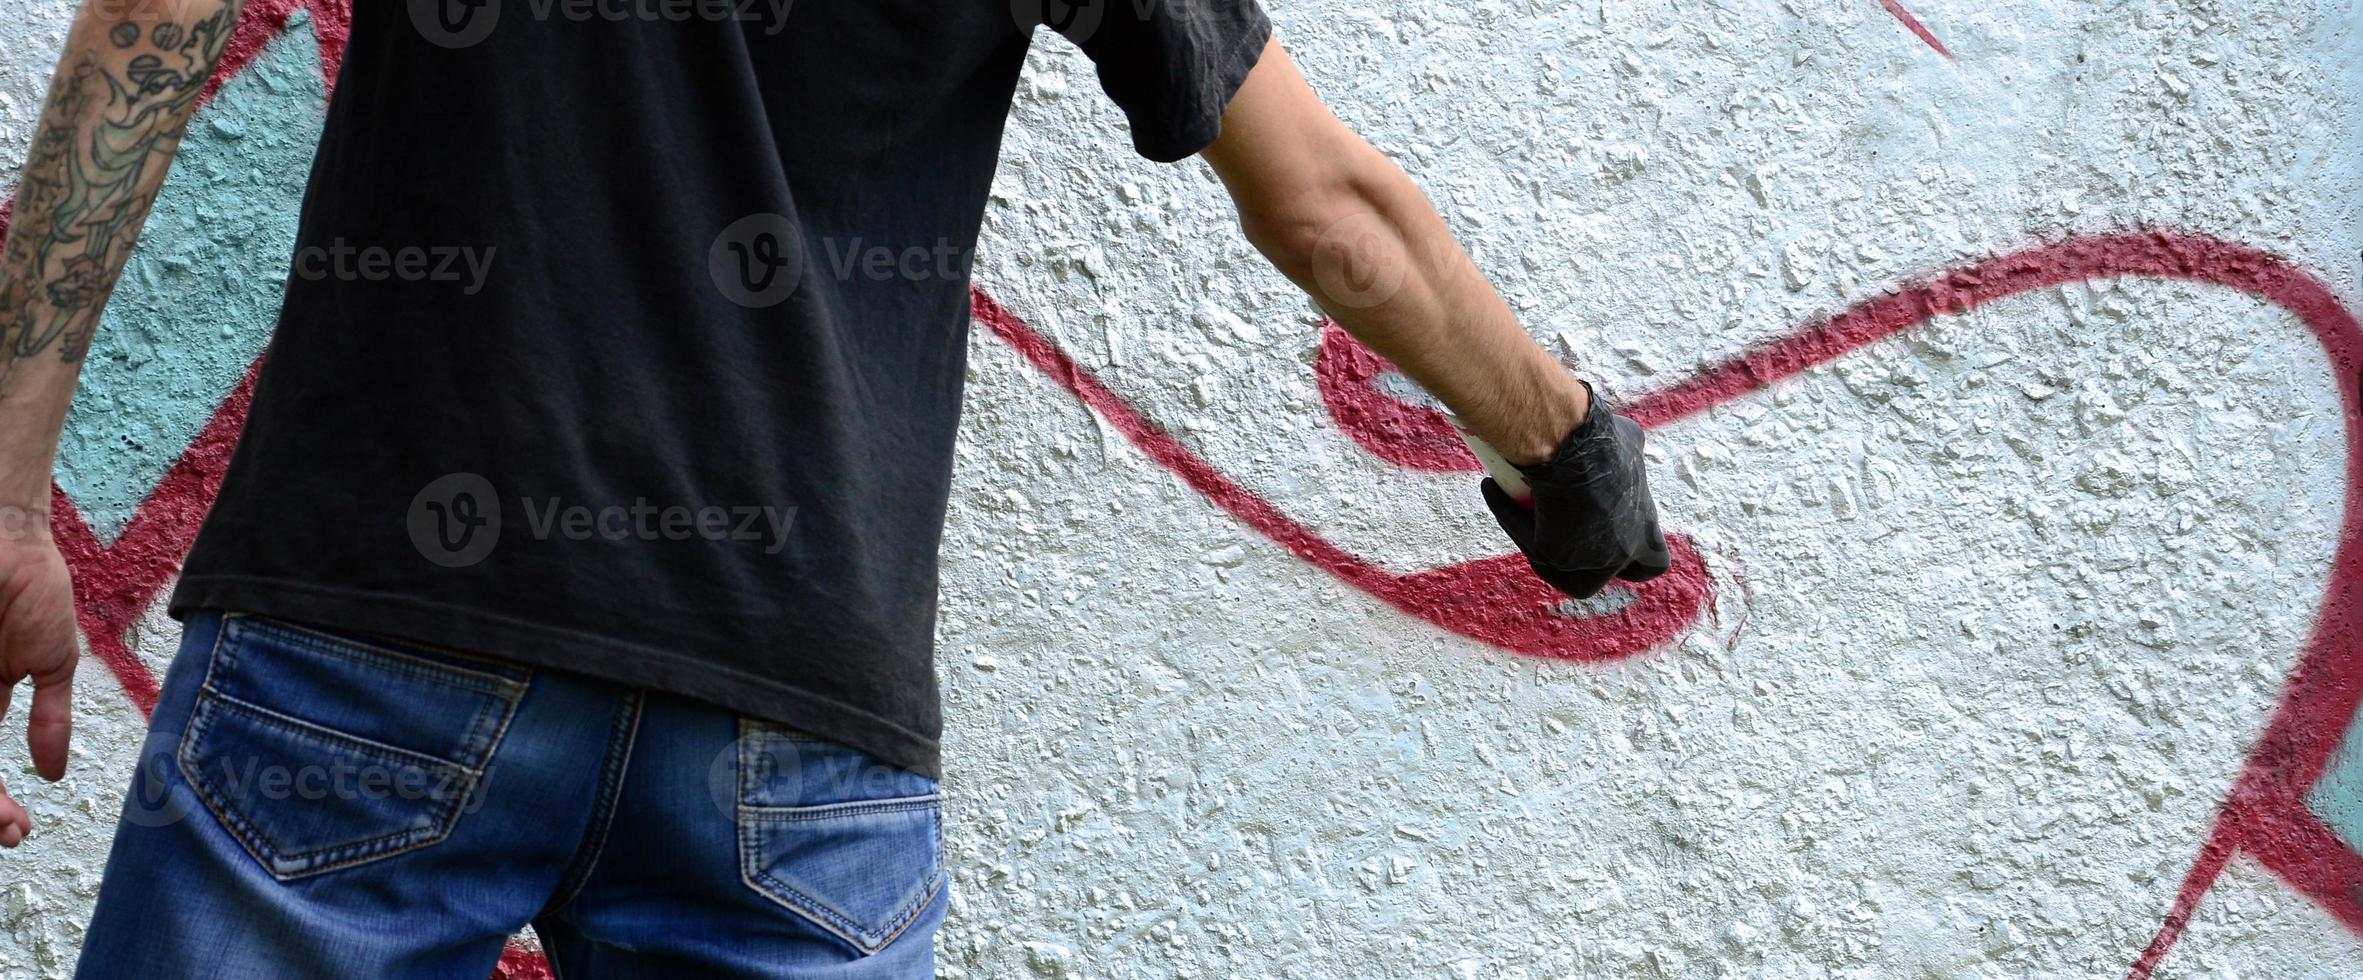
[0,2,2358,978]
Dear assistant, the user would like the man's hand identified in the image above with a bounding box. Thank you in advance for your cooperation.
[0,532,76,848]
[1480,386,1670,599]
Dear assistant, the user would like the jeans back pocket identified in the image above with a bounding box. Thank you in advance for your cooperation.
[736,721,945,955]
[175,614,529,879]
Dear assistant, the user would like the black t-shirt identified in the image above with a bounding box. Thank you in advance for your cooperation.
[171,1,1271,777]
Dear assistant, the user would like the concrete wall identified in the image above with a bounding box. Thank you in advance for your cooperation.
[1,1,2358,976]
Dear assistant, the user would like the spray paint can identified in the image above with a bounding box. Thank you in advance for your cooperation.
[1451,417,1532,504]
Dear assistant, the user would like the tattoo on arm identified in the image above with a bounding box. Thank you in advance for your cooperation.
[0,3,241,387]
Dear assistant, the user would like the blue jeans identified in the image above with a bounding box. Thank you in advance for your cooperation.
[77,612,946,978]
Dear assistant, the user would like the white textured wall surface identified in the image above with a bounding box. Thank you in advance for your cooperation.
[2,2,2361,978]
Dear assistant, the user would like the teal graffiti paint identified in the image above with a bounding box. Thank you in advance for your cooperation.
[54,24,328,540]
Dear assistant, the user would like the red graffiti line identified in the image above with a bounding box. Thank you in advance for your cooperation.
[975,291,1715,661]
[1000,232,2363,976]
[1608,233,2362,977]
[1877,0,1956,60]
[214,0,352,101]
[1314,322,1480,472]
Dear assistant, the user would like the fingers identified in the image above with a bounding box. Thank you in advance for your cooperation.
[1480,479,1539,550]
[27,656,74,782]
[0,779,24,847]
[1495,477,1640,600]
[0,676,26,843]
[0,624,76,846]
[1618,558,1669,584]
[1619,520,1673,583]
[0,680,21,841]
[1529,557,1614,601]
[1491,414,1679,601]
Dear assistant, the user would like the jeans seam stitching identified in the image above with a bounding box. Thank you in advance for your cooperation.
[242,615,529,691]
[735,794,945,952]
[742,860,945,954]
[196,687,489,775]
[540,689,644,916]
[867,868,946,953]
[741,794,943,820]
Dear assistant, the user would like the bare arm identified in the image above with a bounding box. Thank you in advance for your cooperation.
[0,0,246,849]
[1200,39,1589,467]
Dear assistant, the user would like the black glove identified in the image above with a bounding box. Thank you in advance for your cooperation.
[1482,384,1672,599]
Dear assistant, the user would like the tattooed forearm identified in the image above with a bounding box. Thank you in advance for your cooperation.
[0,1,242,391]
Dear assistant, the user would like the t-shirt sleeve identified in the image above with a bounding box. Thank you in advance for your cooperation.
[1036,0,1274,163]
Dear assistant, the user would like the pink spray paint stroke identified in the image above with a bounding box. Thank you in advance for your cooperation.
[994,232,2363,977]
[1879,0,1956,60]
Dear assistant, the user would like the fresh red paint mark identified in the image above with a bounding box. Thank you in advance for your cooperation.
[1334,233,2363,978]
[1626,235,2360,428]
[43,496,154,711]
[1315,322,1480,471]
[976,290,1715,662]
[2130,806,2242,979]
[1003,232,2363,976]
[215,0,352,101]
[2236,805,2363,931]
[1878,0,1956,60]
[493,944,553,980]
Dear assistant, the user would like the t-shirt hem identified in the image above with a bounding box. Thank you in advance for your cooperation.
[1133,13,1274,163]
[167,574,944,779]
